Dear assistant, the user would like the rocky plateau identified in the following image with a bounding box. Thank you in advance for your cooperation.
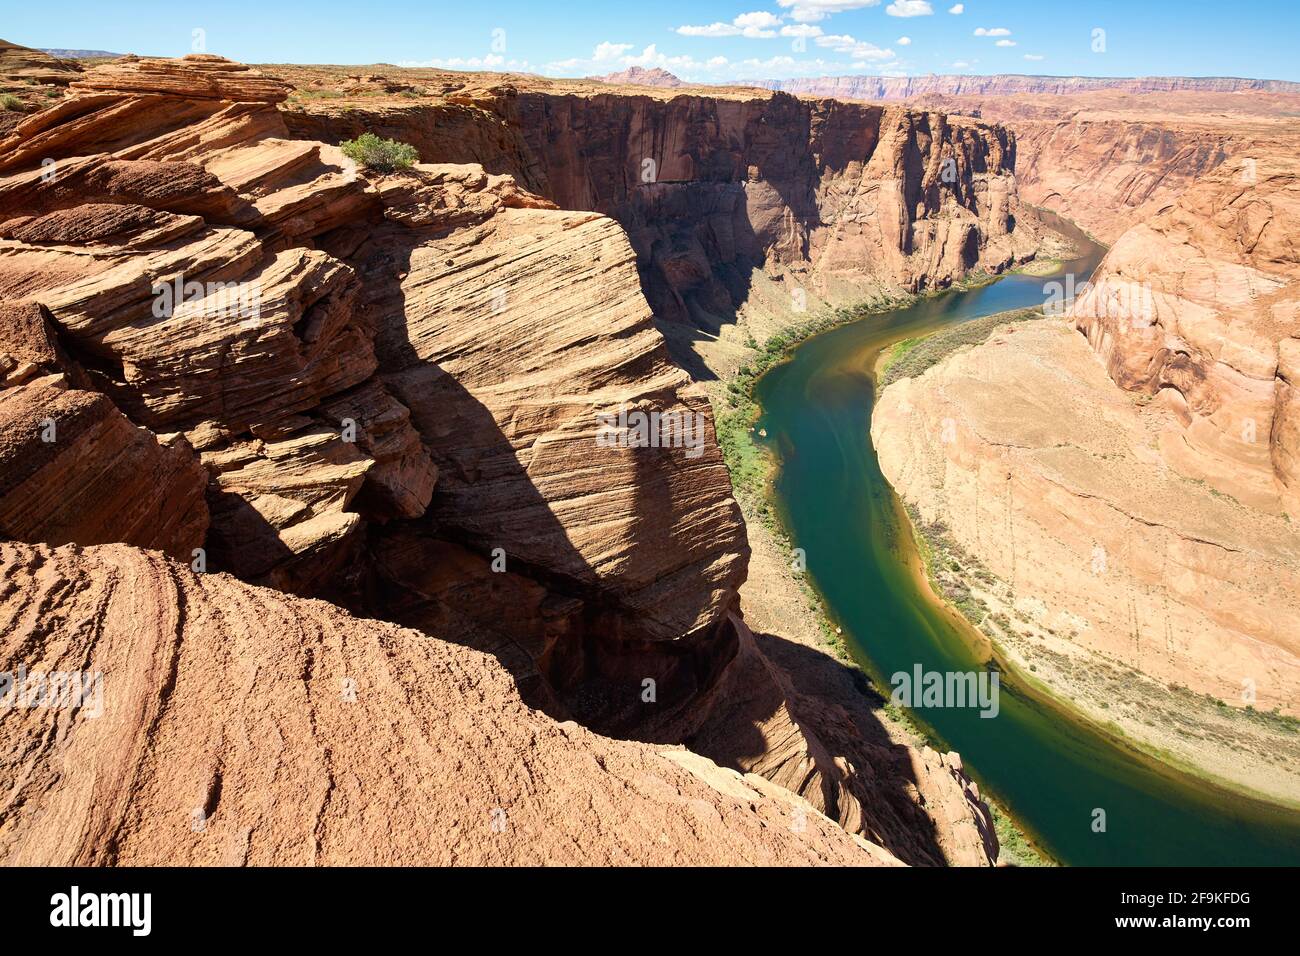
[0,46,1023,866]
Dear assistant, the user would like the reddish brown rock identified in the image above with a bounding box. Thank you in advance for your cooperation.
[0,38,80,88]
[0,540,900,867]
[0,49,1016,865]
[1070,154,1300,518]
[68,54,290,103]
[0,376,207,558]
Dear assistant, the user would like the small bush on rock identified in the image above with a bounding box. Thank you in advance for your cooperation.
[339,132,419,173]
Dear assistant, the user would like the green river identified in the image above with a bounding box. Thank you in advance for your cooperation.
[752,222,1300,865]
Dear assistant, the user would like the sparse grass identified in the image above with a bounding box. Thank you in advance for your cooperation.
[989,800,1055,866]
[718,293,909,506]
[339,131,419,172]
[0,93,24,112]
[879,307,1043,389]
[288,88,346,101]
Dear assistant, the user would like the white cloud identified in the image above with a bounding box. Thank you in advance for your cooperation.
[592,42,633,62]
[816,33,895,60]
[948,3,963,12]
[404,53,521,69]
[777,0,883,24]
[676,23,742,37]
[950,60,970,68]
[896,36,912,45]
[974,27,1012,36]
[995,39,1016,47]
[1023,53,1045,61]
[886,1,933,16]
[781,24,825,38]
[676,11,783,39]
[735,11,783,29]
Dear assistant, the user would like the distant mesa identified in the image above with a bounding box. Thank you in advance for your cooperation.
[592,66,683,88]
[756,73,1300,99]
[39,48,121,60]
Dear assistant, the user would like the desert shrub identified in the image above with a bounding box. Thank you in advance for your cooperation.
[339,132,418,173]
[0,93,24,111]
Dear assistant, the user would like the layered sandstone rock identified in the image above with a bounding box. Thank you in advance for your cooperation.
[0,48,1002,864]
[874,320,1300,799]
[0,50,749,655]
[0,540,899,867]
[0,375,208,557]
[0,39,79,88]
[1071,153,1300,519]
[280,72,1050,329]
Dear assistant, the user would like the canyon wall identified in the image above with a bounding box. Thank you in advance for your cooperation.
[760,74,1300,100]
[0,51,1001,865]
[873,143,1300,798]
[0,53,751,727]
[907,92,1300,244]
[281,76,1048,329]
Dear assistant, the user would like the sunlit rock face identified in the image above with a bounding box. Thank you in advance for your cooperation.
[284,83,1049,325]
[0,49,1011,865]
[0,52,746,711]
[1070,154,1300,520]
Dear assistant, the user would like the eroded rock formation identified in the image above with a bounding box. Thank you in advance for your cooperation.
[0,48,1005,865]
[0,540,900,866]
[873,320,1300,800]
[279,71,1049,326]
[1071,153,1300,519]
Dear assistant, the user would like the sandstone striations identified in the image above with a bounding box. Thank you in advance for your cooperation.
[0,540,900,866]
[0,47,1007,865]
[873,320,1300,800]
[277,64,1051,331]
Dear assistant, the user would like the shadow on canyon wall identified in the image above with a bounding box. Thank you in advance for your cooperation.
[324,226,944,866]
[283,100,948,864]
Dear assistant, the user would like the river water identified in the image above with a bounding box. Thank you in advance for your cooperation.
[752,223,1300,865]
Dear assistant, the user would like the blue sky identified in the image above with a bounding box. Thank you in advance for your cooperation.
[7,0,1299,82]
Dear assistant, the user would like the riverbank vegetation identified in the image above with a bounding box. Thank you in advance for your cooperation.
[716,291,1058,865]
[879,307,1043,389]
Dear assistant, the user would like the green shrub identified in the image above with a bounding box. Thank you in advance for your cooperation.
[339,132,418,173]
[0,93,24,112]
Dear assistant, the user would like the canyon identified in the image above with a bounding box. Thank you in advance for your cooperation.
[0,47,1029,866]
[872,90,1300,800]
[4,39,1295,864]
